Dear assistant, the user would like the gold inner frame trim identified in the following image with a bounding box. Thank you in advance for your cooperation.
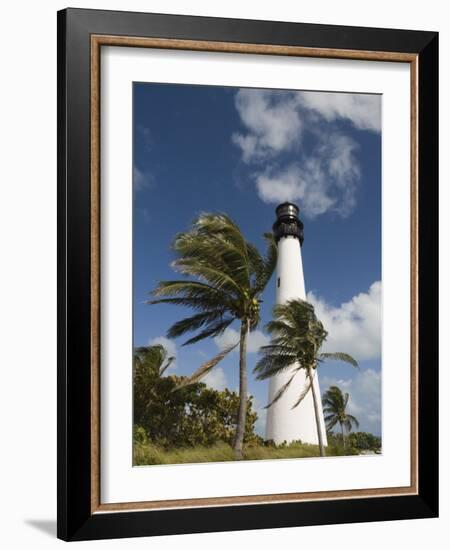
[90,34,419,514]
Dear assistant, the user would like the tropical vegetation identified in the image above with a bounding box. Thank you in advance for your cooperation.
[132,344,376,465]
[347,431,381,452]
[148,213,277,459]
[322,385,359,448]
[133,344,259,451]
[133,438,359,466]
[254,298,358,457]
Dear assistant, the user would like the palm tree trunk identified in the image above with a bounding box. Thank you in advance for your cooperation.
[340,422,346,448]
[233,319,249,460]
[308,367,325,457]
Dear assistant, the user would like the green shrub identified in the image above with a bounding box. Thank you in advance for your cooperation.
[133,440,360,466]
[347,431,382,451]
[134,351,259,449]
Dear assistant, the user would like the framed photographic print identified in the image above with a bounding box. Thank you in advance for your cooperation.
[57,8,438,541]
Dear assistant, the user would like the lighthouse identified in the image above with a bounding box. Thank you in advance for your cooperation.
[265,203,328,446]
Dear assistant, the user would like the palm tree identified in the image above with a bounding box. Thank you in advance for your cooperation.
[133,344,176,439]
[322,385,359,448]
[148,213,277,459]
[134,344,175,377]
[254,298,358,457]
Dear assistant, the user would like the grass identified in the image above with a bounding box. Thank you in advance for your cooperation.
[133,441,358,466]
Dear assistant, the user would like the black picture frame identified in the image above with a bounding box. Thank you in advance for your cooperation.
[57,7,438,542]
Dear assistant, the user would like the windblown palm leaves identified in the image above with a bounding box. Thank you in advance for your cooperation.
[322,385,359,447]
[134,344,175,377]
[254,298,358,457]
[148,213,277,459]
[133,344,176,438]
[174,340,239,391]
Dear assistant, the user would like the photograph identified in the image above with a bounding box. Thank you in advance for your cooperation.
[0,0,443,545]
[52,6,438,542]
[132,83,382,466]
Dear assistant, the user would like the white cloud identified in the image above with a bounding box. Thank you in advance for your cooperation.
[256,133,359,218]
[214,327,239,350]
[308,281,381,362]
[137,124,153,152]
[232,89,303,162]
[148,336,177,370]
[232,88,379,217]
[320,369,381,435]
[247,330,270,353]
[232,89,380,163]
[202,367,228,391]
[214,328,269,353]
[133,166,153,192]
[297,91,381,133]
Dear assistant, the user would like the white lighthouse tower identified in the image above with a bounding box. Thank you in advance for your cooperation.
[265,203,328,446]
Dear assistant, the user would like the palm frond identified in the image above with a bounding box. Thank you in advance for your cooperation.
[172,213,251,289]
[322,396,341,409]
[149,280,233,307]
[133,344,174,377]
[265,319,298,339]
[317,352,359,368]
[148,296,220,310]
[265,372,297,408]
[291,371,315,409]
[133,344,167,369]
[150,279,228,298]
[181,317,234,346]
[253,352,298,380]
[159,355,175,376]
[322,386,346,410]
[322,385,359,433]
[346,414,360,428]
[250,232,277,293]
[171,260,243,294]
[174,340,239,390]
[325,416,339,431]
[166,310,227,339]
[343,392,350,408]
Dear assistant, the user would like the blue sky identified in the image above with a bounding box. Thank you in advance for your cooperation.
[133,83,382,436]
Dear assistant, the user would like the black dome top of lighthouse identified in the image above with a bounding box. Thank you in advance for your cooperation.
[273,202,304,245]
[275,202,299,219]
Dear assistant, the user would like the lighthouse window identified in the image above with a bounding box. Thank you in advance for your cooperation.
[277,277,280,287]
